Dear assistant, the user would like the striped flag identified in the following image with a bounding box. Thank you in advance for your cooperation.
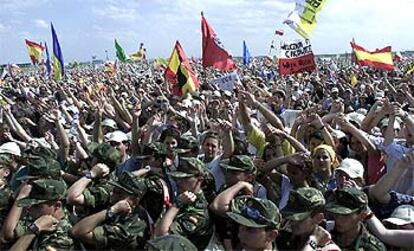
[350,42,394,71]
[165,41,199,96]
[51,23,64,80]
[25,39,44,65]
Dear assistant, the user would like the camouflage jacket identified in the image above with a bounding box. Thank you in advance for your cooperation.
[332,223,386,251]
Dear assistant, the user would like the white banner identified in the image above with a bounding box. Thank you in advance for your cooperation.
[212,71,239,91]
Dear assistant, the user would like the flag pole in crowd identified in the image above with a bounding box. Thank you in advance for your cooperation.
[51,22,65,80]
[165,40,199,96]
[201,11,235,71]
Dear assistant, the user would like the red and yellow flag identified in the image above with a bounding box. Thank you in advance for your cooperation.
[350,42,394,71]
[165,41,199,96]
[25,39,44,65]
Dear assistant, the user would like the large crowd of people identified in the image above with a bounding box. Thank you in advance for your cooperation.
[0,56,413,250]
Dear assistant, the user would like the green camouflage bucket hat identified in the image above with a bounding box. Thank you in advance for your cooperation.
[226,195,281,229]
[17,179,67,207]
[107,171,147,199]
[16,155,61,181]
[136,142,167,159]
[146,234,197,251]
[326,187,368,215]
[87,142,121,168]
[282,187,325,221]
[220,155,255,173]
[168,157,206,179]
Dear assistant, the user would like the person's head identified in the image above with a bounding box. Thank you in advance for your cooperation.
[108,171,147,206]
[227,196,281,250]
[286,159,310,187]
[220,155,256,186]
[176,135,199,158]
[105,130,129,158]
[101,118,117,134]
[379,118,401,139]
[270,89,286,108]
[282,187,325,236]
[17,179,66,219]
[383,205,414,230]
[308,131,324,152]
[159,127,181,157]
[136,142,167,169]
[335,158,365,188]
[201,131,221,161]
[331,87,339,99]
[168,157,206,193]
[0,142,21,170]
[402,122,414,146]
[326,187,369,234]
[311,144,337,175]
[87,142,122,170]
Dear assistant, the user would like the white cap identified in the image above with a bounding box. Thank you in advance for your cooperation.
[105,130,129,143]
[102,119,117,129]
[331,130,347,140]
[0,142,21,157]
[383,205,414,226]
[336,158,364,179]
[331,87,339,93]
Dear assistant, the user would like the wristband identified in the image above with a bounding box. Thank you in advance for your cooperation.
[85,171,94,180]
[306,238,318,250]
[28,223,40,236]
[106,208,117,220]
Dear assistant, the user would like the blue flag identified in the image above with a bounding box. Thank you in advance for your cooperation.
[51,23,64,80]
[44,42,51,77]
[243,40,252,66]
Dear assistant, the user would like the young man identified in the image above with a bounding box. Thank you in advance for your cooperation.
[154,157,213,250]
[278,187,340,250]
[8,179,74,251]
[71,171,151,250]
[326,187,387,251]
[211,190,281,251]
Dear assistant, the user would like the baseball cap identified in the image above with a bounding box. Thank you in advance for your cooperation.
[0,142,21,157]
[227,196,281,229]
[107,171,147,198]
[336,158,364,179]
[331,87,339,93]
[378,118,401,130]
[102,118,118,129]
[17,155,61,181]
[17,179,67,207]
[146,234,197,251]
[383,205,414,226]
[168,157,207,179]
[326,188,368,215]
[220,155,255,173]
[273,89,286,98]
[105,130,129,143]
[135,142,167,159]
[282,187,325,221]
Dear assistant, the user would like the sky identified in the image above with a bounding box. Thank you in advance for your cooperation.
[1,0,414,64]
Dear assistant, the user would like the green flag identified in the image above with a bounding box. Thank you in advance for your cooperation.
[115,39,128,62]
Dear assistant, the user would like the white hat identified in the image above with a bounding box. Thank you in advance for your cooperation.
[331,130,347,140]
[331,87,339,93]
[0,142,21,157]
[346,112,366,127]
[105,130,129,143]
[383,205,414,226]
[336,158,364,179]
[102,119,118,129]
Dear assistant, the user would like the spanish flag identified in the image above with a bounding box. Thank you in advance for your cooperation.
[25,39,44,65]
[165,41,198,96]
[350,42,394,71]
[51,23,64,80]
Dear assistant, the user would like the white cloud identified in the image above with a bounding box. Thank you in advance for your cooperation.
[93,4,139,21]
[33,19,48,29]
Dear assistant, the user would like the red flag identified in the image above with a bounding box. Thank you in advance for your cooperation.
[201,12,235,71]
[275,29,284,36]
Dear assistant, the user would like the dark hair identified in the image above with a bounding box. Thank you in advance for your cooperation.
[201,131,221,146]
[310,131,324,141]
[159,127,181,143]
